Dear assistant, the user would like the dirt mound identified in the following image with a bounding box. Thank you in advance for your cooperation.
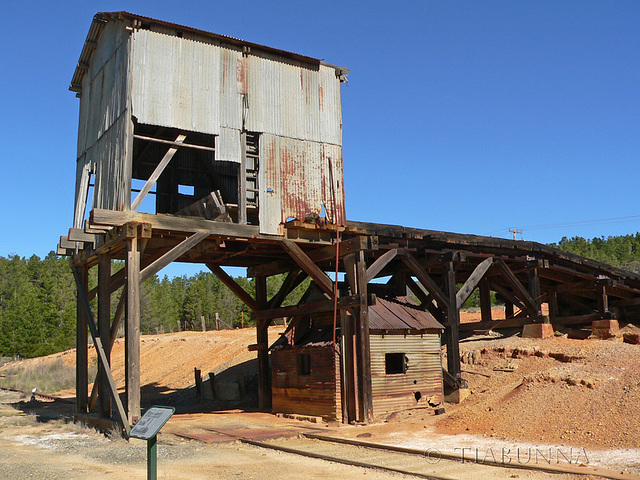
[438,335,640,449]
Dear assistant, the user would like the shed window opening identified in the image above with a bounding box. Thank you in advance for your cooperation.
[297,353,311,376]
[385,353,408,375]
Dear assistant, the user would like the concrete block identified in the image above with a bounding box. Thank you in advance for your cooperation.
[522,323,554,339]
[444,388,470,404]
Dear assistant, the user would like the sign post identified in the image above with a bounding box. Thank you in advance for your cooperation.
[129,406,175,480]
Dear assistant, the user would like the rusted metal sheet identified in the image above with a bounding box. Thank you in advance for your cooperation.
[259,134,346,235]
[130,29,221,136]
[370,334,443,416]
[369,298,444,331]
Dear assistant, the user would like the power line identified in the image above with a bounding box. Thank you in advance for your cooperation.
[485,214,640,236]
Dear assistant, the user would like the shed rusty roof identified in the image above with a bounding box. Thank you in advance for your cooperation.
[369,297,444,332]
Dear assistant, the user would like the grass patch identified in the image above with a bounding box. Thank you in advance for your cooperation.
[0,359,96,394]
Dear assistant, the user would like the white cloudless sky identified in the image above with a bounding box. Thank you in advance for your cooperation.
[1,1,639,277]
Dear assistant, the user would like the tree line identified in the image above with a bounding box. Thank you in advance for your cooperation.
[3,232,640,358]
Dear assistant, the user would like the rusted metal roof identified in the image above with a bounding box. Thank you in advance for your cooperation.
[369,297,444,331]
[71,11,348,93]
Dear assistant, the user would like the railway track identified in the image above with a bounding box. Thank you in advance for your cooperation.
[0,386,74,403]
[196,428,638,480]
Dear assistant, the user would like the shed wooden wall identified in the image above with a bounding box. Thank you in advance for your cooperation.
[271,345,341,421]
[370,332,443,418]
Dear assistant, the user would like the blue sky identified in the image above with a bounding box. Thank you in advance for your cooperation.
[1,1,639,274]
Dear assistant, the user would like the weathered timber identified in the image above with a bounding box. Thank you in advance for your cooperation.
[90,209,260,237]
[354,250,373,422]
[125,235,141,424]
[72,267,130,435]
[255,276,270,411]
[254,295,363,321]
[207,263,259,312]
[399,250,450,309]
[266,269,305,309]
[250,236,371,277]
[131,134,186,211]
[140,231,209,281]
[76,266,88,415]
[97,254,112,418]
[366,248,398,283]
[444,261,462,386]
[238,130,247,224]
[281,239,334,297]
[495,259,539,315]
[479,278,492,322]
[456,257,494,309]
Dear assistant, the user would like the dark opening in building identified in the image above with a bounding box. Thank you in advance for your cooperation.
[297,353,311,376]
[385,353,407,374]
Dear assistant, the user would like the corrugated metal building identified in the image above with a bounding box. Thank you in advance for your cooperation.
[70,11,348,234]
[270,297,444,421]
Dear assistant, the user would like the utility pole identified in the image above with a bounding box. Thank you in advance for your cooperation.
[508,228,523,241]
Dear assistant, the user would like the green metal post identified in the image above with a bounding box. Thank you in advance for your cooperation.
[147,435,157,480]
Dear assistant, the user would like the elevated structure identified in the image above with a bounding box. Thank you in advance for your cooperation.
[60,13,640,433]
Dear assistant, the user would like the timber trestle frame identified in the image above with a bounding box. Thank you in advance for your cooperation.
[63,212,640,431]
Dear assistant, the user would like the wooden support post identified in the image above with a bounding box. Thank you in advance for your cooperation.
[479,278,492,323]
[354,251,372,422]
[255,275,271,411]
[75,265,89,415]
[548,288,558,323]
[495,259,539,316]
[597,284,610,317]
[238,130,247,224]
[97,254,112,418]
[504,300,514,319]
[125,235,141,424]
[527,262,543,319]
[340,309,356,423]
[444,261,463,387]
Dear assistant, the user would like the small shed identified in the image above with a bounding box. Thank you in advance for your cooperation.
[270,297,444,421]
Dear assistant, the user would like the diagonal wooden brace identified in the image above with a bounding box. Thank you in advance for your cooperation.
[207,263,260,312]
[495,259,540,315]
[281,239,334,297]
[399,250,450,309]
[456,257,494,309]
[72,267,130,435]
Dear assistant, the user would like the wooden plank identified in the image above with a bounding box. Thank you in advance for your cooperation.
[68,228,96,243]
[256,276,270,411]
[133,133,216,153]
[456,257,494,309]
[125,236,141,425]
[495,259,539,315]
[72,267,130,435]
[140,232,209,282]
[238,130,247,224]
[366,248,398,283]
[207,263,259,312]
[90,209,260,238]
[251,236,371,277]
[281,239,334,297]
[254,295,362,321]
[131,134,186,211]
[399,250,450,309]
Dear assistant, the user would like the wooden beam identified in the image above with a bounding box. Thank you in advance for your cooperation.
[366,248,398,283]
[250,236,371,277]
[140,232,209,282]
[399,250,450,309]
[125,235,141,425]
[488,281,526,312]
[479,278,492,323]
[281,239,334,297]
[97,254,112,418]
[206,263,259,312]
[255,275,270,411]
[254,295,362,321]
[456,257,494,309]
[133,133,216,152]
[75,266,88,415]
[90,209,260,237]
[131,134,186,211]
[266,269,305,309]
[89,291,125,412]
[495,259,539,315]
[238,131,247,224]
[354,250,373,423]
[443,261,462,386]
[72,267,130,435]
